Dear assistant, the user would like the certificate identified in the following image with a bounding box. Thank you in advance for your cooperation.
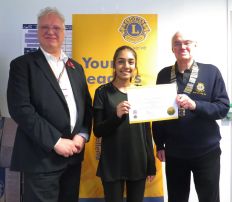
[127,84,178,123]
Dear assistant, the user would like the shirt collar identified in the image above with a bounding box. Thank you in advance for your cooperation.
[40,47,69,63]
[175,60,195,74]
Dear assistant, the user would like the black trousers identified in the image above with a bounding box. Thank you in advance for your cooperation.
[102,178,146,202]
[23,163,82,202]
[165,148,221,202]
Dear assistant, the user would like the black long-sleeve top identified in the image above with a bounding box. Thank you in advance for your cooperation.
[93,82,156,181]
[152,62,230,158]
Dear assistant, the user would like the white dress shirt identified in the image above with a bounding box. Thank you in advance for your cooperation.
[41,47,77,132]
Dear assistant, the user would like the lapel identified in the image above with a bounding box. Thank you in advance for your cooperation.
[66,61,83,132]
[33,49,67,105]
[66,64,80,110]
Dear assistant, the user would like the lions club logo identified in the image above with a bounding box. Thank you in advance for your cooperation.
[119,15,151,44]
[195,82,206,95]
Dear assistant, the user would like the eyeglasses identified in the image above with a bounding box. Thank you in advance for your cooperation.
[173,40,195,47]
[39,25,65,33]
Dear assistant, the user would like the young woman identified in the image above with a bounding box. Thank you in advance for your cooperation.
[93,45,156,202]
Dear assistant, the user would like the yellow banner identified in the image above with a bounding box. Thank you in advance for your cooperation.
[72,14,163,201]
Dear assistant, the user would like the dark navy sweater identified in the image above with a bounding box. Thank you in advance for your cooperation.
[152,62,230,158]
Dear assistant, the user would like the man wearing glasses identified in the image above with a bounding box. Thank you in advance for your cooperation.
[152,31,230,202]
[7,7,92,202]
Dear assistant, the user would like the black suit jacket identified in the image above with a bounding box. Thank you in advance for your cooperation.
[7,48,92,172]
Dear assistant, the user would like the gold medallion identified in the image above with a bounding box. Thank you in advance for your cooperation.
[167,107,175,115]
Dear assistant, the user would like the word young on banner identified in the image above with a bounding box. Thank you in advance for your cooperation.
[82,56,141,85]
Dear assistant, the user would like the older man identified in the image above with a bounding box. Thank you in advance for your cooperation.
[152,31,230,202]
[7,7,92,202]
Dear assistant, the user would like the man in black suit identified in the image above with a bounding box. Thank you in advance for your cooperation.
[7,7,92,202]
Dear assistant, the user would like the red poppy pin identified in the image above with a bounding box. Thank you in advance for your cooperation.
[65,59,75,69]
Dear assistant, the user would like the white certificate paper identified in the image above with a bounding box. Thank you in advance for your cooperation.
[127,84,178,123]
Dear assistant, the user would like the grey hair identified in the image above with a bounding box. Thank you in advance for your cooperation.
[37,7,65,26]
[171,31,180,47]
[171,30,197,48]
